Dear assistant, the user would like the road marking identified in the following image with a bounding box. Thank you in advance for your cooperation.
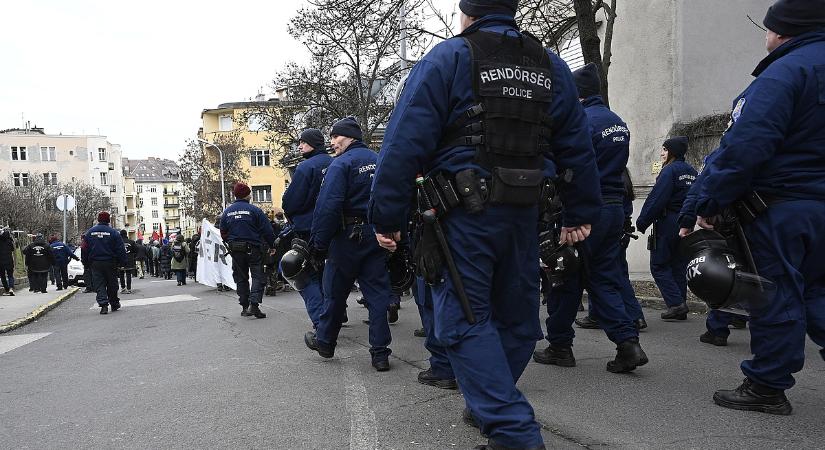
[344,362,378,450]
[89,294,200,309]
[0,333,51,356]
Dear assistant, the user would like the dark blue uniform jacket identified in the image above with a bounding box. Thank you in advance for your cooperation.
[697,30,825,216]
[282,149,333,233]
[679,150,720,229]
[367,15,601,233]
[220,199,276,247]
[582,95,630,201]
[312,141,377,251]
[83,223,127,265]
[636,159,697,233]
[50,241,78,265]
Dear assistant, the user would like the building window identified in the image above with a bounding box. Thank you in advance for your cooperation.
[11,146,27,161]
[40,146,56,161]
[152,223,160,231]
[100,172,108,185]
[250,149,271,167]
[251,185,272,203]
[218,114,233,132]
[151,197,158,206]
[152,210,159,218]
[43,173,58,186]
[98,148,107,161]
[12,172,29,187]
[149,186,157,193]
[137,185,143,193]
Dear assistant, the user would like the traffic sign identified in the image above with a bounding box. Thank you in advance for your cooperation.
[56,194,76,211]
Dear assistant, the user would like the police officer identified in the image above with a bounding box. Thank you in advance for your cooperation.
[83,211,127,314]
[49,235,79,291]
[636,136,697,320]
[23,234,54,294]
[368,1,602,447]
[220,182,276,319]
[0,228,16,296]
[692,0,825,414]
[303,117,394,372]
[537,63,648,373]
[282,128,333,328]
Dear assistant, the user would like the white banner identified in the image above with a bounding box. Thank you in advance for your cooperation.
[196,219,237,290]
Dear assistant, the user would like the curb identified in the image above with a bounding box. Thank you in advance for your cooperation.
[0,287,80,334]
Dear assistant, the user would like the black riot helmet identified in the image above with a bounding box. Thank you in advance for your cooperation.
[539,231,581,288]
[387,245,415,295]
[680,229,776,310]
[279,249,315,291]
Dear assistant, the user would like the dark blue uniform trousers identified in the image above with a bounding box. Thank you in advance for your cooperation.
[706,310,747,338]
[231,247,265,306]
[317,226,393,362]
[619,247,644,320]
[650,212,688,307]
[547,205,638,346]
[430,205,543,449]
[740,200,825,390]
[299,273,324,329]
[90,260,120,307]
[413,277,454,379]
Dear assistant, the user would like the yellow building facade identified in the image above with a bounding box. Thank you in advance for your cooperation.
[200,100,291,216]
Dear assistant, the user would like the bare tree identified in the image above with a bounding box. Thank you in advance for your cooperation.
[178,131,250,221]
[572,0,617,105]
[241,0,436,159]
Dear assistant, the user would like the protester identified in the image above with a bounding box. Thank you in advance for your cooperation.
[0,228,17,296]
[170,234,189,286]
[118,230,137,294]
[159,239,172,280]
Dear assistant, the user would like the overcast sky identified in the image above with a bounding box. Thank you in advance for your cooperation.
[2,0,459,161]
[1,0,313,159]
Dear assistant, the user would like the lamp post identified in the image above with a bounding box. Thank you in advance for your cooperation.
[196,138,226,210]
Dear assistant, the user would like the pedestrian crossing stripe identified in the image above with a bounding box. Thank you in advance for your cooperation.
[0,332,52,356]
[88,294,200,309]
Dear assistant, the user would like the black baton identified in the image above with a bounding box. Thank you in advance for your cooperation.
[416,175,476,324]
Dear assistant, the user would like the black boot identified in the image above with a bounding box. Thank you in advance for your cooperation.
[635,318,648,330]
[110,301,121,312]
[250,303,266,319]
[661,303,689,320]
[304,331,334,358]
[417,368,457,390]
[606,337,648,373]
[574,316,600,329]
[99,304,108,315]
[241,303,252,316]
[372,359,390,372]
[388,303,399,323]
[532,344,575,367]
[713,378,792,415]
[700,331,727,346]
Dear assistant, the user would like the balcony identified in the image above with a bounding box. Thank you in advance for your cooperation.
[164,203,179,208]
[166,214,180,220]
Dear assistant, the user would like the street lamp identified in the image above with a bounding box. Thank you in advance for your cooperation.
[196,138,227,210]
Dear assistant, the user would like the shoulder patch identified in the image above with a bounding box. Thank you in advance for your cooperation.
[732,97,746,122]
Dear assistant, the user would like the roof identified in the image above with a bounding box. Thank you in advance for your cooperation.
[201,100,284,118]
[122,157,180,183]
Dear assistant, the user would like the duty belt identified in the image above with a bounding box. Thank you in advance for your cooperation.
[343,216,366,226]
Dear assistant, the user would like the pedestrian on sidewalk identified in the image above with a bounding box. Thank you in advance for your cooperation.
[118,230,137,294]
[0,227,16,296]
[159,239,172,280]
[49,235,79,291]
[170,234,189,286]
[636,136,697,321]
[83,211,126,314]
[134,238,147,279]
[23,234,54,294]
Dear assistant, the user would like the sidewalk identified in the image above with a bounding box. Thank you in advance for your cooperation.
[0,286,79,334]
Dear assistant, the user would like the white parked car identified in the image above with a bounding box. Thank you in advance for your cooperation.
[67,248,85,285]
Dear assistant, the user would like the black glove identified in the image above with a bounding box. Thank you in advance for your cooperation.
[412,223,445,285]
[620,217,638,249]
[538,230,559,266]
[291,238,325,271]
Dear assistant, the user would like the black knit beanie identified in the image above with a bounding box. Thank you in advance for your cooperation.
[459,0,518,17]
[299,128,326,151]
[330,117,363,141]
[763,0,825,36]
[572,63,601,99]
[663,136,689,158]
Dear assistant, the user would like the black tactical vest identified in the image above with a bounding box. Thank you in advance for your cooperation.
[441,30,554,206]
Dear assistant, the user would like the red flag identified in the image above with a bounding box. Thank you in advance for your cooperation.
[158,223,164,240]
[151,231,159,241]
[137,229,144,241]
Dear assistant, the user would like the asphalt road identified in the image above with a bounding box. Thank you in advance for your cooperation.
[1,278,823,449]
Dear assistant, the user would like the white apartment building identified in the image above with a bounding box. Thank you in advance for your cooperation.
[0,126,126,227]
[122,158,196,241]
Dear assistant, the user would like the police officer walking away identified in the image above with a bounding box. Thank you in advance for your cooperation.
[693,0,825,415]
[369,1,601,447]
[49,235,79,291]
[220,182,276,319]
[536,63,648,373]
[636,137,697,320]
[23,234,54,294]
[303,117,395,372]
[82,211,127,314]
[282,128,332,328]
